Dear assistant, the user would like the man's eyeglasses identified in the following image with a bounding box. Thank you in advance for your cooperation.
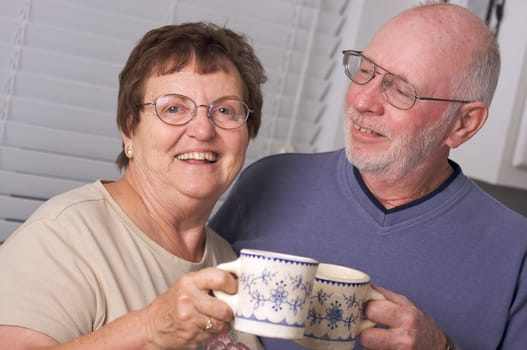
[342,50,472,110]
[138,94,252,129]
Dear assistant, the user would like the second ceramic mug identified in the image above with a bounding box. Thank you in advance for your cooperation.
[295,263,385,350]
[215,249,319,339]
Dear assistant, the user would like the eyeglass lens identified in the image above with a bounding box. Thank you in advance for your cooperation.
[343,51,418,109]
[154,94,249,129]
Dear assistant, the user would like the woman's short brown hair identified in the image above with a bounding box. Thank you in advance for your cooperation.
[115,22,267,170]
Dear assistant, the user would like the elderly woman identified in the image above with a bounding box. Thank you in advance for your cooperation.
[0,22,266,350]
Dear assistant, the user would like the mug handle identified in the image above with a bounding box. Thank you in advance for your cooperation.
[358,288,385,332]
[213,259,241,312]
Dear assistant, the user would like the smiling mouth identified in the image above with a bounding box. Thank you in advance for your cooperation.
[353,122,384,137]
[176,152,218,163]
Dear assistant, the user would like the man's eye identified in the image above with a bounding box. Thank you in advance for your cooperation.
[360,67,372,74]
[358,67,372,76]
[396,88,412,98]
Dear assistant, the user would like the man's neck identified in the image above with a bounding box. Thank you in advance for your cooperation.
[359,161,454,210]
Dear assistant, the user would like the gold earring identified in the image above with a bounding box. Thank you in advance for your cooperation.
[126,145,133,157]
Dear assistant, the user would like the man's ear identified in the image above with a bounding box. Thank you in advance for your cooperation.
[445,101,488,149]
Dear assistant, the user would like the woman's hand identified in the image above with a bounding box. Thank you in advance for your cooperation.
[142,267,238,349]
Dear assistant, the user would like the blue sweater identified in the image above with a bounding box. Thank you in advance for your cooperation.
[210,149,527,350]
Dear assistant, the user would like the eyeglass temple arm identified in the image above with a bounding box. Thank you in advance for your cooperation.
[417,96,472,104]
[136,102,154,108]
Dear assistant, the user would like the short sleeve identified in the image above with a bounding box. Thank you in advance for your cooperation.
[0,219,103,342]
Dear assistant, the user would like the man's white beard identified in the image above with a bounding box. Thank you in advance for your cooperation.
[344,108,452,180]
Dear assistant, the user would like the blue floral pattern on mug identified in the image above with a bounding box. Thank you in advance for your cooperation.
[306,289,361,333]
[240,267,313,318]
[235,251,318,326]
[302,279,369,342]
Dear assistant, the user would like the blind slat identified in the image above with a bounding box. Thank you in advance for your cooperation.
[14,72,116,112]
[31,0,160,41]
[0,146,121,181]
[0,195,43,221]
[25,23,132,64]
[7,97,118,137]
[51,0,174,22]
[20,46,121,87]
[0,220,23,243]
[4,121,121,161]
[0,170,83,199]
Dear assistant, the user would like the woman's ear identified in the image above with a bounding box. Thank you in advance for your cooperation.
[120,115,135,138]
[445,101,488,149]
[120,115,135,144]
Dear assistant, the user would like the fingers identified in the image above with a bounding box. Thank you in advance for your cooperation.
[365,286,415,328]
[372,285,412,306]
[190,268,236,323]
[198,315,231,336]
[360,326,394,349]
[193,267,238,295]
[195,295,233,323]
[142,268,237,348]
[361,286,447,350]
[189,269,237,336]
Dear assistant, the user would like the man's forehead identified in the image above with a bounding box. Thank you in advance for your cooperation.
[364,43,451,96]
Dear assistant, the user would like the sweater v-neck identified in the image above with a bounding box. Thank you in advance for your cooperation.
[337,149,468,227]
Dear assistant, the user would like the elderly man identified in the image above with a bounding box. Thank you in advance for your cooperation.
[211,3,527,350]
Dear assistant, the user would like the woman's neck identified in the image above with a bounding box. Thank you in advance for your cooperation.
[104,174,207,262]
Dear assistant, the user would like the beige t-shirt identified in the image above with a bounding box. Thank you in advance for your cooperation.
[0,180,261,349]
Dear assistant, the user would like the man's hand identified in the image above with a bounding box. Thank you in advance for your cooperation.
[360,286,449,350]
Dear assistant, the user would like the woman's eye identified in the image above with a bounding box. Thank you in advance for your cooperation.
[217,107,233,115]
[166,105,181,113]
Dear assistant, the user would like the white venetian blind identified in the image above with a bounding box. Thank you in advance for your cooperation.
[0,0,350,242]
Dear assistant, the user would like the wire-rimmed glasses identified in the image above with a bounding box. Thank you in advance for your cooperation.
[138,94,252,129]
[342,50,472,110]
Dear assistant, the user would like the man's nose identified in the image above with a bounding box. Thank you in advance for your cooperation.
[345,76,385,114]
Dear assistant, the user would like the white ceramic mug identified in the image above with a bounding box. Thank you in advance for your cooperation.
[215,249,319,339]
[294,263,385,350]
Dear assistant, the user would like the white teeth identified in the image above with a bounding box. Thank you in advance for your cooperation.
[176,152,217,162]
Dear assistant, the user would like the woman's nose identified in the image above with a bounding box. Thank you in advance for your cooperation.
[185,106,216,140]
